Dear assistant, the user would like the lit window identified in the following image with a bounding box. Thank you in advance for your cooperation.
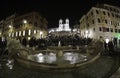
[28,29,31,35]
[19,31,21,36]
[110,21,112,25]
[9,33,11,37]
[34,30,36,34]
[16,32,18,36]
[12,33,14,37]
[23,30,25,36]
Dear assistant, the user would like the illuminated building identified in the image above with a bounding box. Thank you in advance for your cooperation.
[80,4,120,43]
[49,18,75,36]
[0,12,48,40]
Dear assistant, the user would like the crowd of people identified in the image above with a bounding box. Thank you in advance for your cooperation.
[0,35,118,56]
[20,35,93,49]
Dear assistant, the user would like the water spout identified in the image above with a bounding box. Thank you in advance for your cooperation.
[58,41,61,47]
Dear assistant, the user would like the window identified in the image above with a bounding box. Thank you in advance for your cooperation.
[19,31,21,36]
[106,28,109,32]
[115,29,117,33]
[92,20,94,24]
[96,10,99,14]
[87,23,89,28]
[108,12,110,16]
[114,9,116,12]
[34,30,37,34]
[91,12,93,15]
[34,22,37,27]
[110,8,112,11]
[110,28,113,32]
[112,13,114,17]
[16,32,18,36]
[86,16,88,19]
[110,21,112,25]
[119,29,120,33]
[105,20,107,24]
[28,29,31,35]
[103,11,106,15]
[9,33,11,37]
[93,28,95,32]
[23,30,25,36]
[99,27,101,31]
[98,18,100,23]
[12,33,14,37]
[29,21,32,24]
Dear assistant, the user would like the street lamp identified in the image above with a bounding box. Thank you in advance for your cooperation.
[8,25,13,35]
[9,25,12,28]
[23,20,27,24]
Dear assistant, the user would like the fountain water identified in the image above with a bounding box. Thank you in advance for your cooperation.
[58,41,61,47]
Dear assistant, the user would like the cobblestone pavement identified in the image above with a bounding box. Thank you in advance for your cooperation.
[0,55,119,78]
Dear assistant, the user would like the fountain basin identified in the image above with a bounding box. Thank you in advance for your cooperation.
[15,48,100,72]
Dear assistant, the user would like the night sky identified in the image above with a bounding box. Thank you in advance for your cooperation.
[0,0,120,28]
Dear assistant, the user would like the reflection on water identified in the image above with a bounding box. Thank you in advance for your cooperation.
[27,52,87,64]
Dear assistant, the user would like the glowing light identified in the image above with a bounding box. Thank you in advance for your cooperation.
[46,53,56,63]
[40,31,43,35]
[105,38,109,44]
[28,29,31,35]
[16,32,18,36]
[23,20,27,24]
[73,29,77,32]
[19,31,21,36]
[2,37,5,42]
[12,33,14,37]
[50,29,54,33]
[36,53,44,63]
[86,30,88,34]
[34,30,36,34]
[9,33,11,37]
[23,30,25,36]
[86,30,88,38]
[28,37,31,40]
[9,25,12,28]
[37,53,43,56]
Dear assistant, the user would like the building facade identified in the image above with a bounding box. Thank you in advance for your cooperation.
[0,12,48,40]
[80,4,120,43]
[49,18,79,36]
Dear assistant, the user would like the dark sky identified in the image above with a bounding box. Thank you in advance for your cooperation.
[0,0,120,28]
